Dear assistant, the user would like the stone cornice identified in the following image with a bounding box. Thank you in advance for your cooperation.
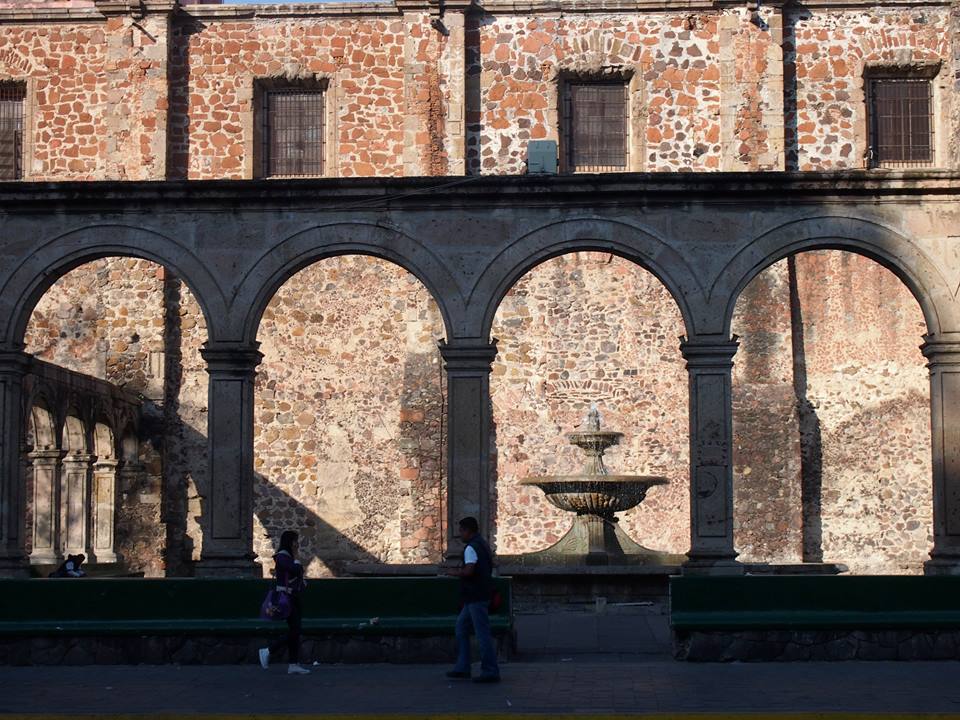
[0,0,950,23]
[182,1,404,20]
[0,0,176,24]
[3,171,960,212]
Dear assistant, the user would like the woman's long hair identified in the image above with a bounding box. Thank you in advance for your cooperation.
[278,530,299,556]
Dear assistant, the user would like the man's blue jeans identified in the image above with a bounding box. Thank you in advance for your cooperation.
[453,601,500,678]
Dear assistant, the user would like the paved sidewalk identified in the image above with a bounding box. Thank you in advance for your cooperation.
[1,658,958,716]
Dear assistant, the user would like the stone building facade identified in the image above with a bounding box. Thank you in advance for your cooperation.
[0,0,953,576]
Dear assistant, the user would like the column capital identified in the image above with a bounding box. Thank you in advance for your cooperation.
[0,349,31,375]
[680,335,740,366]
[921,333,960,366]
[200,342,263,374]
[438,338,498,370]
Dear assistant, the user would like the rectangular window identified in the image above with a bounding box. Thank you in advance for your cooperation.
[0,82,25,180]
[260,86,324,178]
[561,81,628,173]
[867,77,934,168]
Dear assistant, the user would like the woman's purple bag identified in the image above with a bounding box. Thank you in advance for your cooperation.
[259,588,292,621]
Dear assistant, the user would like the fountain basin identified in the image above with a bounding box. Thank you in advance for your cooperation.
[520,475,668,516]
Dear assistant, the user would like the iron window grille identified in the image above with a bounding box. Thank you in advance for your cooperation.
[260,87,325,178]
[561,80,629,174]
[867,77,934,168]
[0,82,25,180]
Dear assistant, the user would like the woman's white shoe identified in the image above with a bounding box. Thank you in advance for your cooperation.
[287,663,310,675]
[258,648,269,669]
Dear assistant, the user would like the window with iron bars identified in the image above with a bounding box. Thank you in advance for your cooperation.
[0,82,25,180]
[867,76,934,168]
[561,80,629,173]
[259,85,325,178]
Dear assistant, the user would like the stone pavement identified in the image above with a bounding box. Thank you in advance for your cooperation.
[1,657,959,716]
[2,607,959,716]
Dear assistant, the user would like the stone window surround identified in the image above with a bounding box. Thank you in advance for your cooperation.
[858,59,946,170]
[0,76,34,181]
[547,65,645,174]
[244,73,340,180]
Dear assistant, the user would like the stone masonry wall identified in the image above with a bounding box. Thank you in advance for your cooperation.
[0,15,169,180]
[732,260,804,564]
[468,12,723,174]
[168,12,435,179]
[253,257,446,576]
[785,7,952,170]
[732,252,932,573]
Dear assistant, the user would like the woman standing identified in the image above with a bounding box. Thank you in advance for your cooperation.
[258,530,310,674]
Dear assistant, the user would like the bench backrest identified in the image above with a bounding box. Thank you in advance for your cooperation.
[670,576,960,614]
[0,577,512,621]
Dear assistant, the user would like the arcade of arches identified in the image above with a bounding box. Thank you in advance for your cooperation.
[13,246,931,577]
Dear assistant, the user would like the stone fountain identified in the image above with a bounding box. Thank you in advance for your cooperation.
[517,406,686,566]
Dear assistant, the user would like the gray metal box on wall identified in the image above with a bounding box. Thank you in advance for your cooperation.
[527,140,558,174]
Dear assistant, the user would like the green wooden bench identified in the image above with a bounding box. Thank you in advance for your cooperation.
[670,576,960,661]
[0,577,513,664]
[0,577,513,635]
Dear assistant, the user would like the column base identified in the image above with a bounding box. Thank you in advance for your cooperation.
[195,556,261,578]
[682,555,744,576]
[0,553,30,578]
[924,556,960,576]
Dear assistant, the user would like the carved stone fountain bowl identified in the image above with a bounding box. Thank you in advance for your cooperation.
[520,475,669,515]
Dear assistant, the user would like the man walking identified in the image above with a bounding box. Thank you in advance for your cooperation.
[445,516,500,683]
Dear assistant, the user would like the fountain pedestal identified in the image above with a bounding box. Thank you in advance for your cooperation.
[512,407,686,567]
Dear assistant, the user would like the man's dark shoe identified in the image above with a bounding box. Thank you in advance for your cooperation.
[473,675,501,684]
[446,670,471,679]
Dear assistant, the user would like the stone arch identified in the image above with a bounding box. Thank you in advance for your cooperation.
[61,411,87,455]
[27,400,56,451]
[716,216,948,337]
[0,224,226,347]
[235,222,460,344]
[473,218,702,341]
[93,421,115,460]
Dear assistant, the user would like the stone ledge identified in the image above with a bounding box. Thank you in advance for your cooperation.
[0,632,515,665]
[674,629,960,661]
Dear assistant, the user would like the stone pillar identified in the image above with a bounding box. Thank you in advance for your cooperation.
[196,343,262,576]
[90,458,119,564]
[681,336,743,574]
[0,350,30,575]
[28,449,64,565]
[61,452,93,557]
[923,334,960,574]
[438,339,497,560]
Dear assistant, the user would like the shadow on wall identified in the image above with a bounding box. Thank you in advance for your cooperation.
[788,256,824,562]
[254,473,381,577]
[781,9,812,171]
[165,15,206,181]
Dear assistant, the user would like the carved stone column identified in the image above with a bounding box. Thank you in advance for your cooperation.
[61,452,94,557]
[91,458,119,564]
[28,448,64,565]
[438,339,498,560]
[196,343,262,576]
[0,350,30,575]
[681,336,743,574]
[923,334,960,575]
